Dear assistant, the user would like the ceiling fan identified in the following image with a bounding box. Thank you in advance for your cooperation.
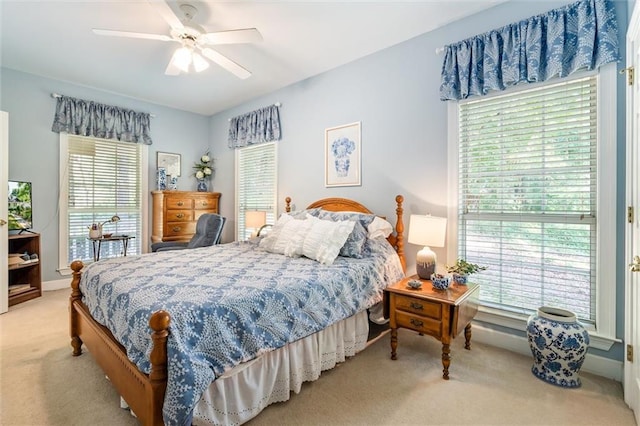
[92,1,261,79]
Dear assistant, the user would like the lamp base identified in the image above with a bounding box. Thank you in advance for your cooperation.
[416,246,436,280]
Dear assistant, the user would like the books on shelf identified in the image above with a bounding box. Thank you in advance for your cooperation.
[9,284,32,295]
[8,253,38,267]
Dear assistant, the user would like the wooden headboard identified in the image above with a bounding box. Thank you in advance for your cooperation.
[284,195,406,272]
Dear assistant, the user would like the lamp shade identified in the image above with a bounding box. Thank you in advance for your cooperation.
[408,214,447,280]
[408,215,447,248]
[245,211,266,229]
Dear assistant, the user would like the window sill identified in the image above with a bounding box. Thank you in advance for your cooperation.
[475,306,620,351]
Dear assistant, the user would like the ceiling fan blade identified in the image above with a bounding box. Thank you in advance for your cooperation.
[200,47,252,79]
[148,0,184,30]
[93,29,173,42]
[164,50,182,76]
[201,28,263,45]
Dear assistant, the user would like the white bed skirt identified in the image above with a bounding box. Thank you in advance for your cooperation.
[192,310,370,425]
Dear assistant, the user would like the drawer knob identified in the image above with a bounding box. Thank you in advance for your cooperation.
[176,213,184,219]
[410,302,423,310]
[410,319,424,327]
[172,226,181,232]
[177,201,184,206]
[201,202,208,206]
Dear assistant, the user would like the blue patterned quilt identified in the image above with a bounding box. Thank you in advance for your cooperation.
[80,238,404,425]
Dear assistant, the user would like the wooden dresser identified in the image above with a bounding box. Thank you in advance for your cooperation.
[151,191,221,243]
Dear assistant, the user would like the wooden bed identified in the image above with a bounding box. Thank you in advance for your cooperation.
[69,195,406,425]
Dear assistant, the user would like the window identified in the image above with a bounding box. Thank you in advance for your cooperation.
[449,66,616,345]
[58,134,148,270]
[235,143,277,241]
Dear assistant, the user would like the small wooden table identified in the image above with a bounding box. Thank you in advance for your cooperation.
[88,235,135,261]
[384,275,480,380]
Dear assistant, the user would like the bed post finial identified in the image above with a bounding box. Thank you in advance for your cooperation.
[69,260,84,356]
[395,195,406,272]
[285,197,292,213]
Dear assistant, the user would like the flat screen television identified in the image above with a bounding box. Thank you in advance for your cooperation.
[8,181,33,233]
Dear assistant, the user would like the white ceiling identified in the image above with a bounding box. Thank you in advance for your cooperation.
[0,1,506,116]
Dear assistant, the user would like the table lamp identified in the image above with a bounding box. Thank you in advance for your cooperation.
[101,215,120,228]
[408,214,447,280]
[245,211,267,238]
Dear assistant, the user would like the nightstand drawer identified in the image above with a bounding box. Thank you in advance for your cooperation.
[395,311,442,338]
[166,210,194,222]
[394,294,442,319]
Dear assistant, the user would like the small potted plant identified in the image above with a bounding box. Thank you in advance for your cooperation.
[446,259,487,285]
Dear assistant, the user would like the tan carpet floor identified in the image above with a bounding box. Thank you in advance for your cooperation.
[0,289,637,426]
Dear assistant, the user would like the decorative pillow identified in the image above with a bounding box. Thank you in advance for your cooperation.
[282,217,314,257]
[288,208,321,219]
[368,216,394,239]
[300,215,356,265]
[259,213,295,253]
[315,211,376,258]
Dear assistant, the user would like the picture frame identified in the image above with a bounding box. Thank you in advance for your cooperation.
[157,151,181,177]
[325,121,361,187]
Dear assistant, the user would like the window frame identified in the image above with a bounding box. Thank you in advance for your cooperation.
[57,133,149,274]
[234,142,278,241]
[447,64,618,350]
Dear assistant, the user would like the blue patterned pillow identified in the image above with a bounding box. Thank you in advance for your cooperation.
[314,211,376,258]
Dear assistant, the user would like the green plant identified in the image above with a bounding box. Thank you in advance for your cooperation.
[446,259,487,275]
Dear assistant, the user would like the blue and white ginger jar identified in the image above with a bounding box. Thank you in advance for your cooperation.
[526,306,589,388]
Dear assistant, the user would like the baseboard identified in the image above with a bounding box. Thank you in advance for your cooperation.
[43,278,70,292]
[472,322,623,382]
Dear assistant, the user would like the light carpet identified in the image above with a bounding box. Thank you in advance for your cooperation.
[0,289,636,426]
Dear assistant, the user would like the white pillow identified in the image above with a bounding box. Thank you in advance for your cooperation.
[300,215,355,265]
[282,217,314,257]
[259,213,294,253]
[367,216,393,239]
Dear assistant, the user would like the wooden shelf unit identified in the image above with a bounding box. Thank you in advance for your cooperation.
[8,233,42,306]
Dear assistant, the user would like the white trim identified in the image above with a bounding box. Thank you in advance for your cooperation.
[447,66,618,345]
[472,321,623,382]
[595,63,618,341]
[446,101,459,266]
[57,133,70,271]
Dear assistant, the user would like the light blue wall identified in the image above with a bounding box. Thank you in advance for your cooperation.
[209,0,630,361]
[0,68,211,282]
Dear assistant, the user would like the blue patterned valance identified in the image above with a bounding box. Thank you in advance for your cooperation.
[228,104,281,149]
[51,95,152,145]
[440,0,620,101]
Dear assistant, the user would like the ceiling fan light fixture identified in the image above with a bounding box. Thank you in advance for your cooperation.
[173,46,192,72]
[192,52,209,72]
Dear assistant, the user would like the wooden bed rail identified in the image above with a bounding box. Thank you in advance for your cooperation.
[69,260,169,425]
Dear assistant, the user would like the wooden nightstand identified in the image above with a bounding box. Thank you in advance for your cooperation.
[384,275,480,380]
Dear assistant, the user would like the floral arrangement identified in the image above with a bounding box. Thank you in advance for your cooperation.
[193,152,213,180]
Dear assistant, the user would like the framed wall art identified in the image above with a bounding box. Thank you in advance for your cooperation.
[325,121,361,187]
[157,151,181,177]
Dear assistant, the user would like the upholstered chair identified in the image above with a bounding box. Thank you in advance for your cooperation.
[151,213,226,252]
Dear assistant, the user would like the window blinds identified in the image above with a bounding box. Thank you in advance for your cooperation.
[67,136,142,263]
[236,143,277,240]
[457,75,597,323]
